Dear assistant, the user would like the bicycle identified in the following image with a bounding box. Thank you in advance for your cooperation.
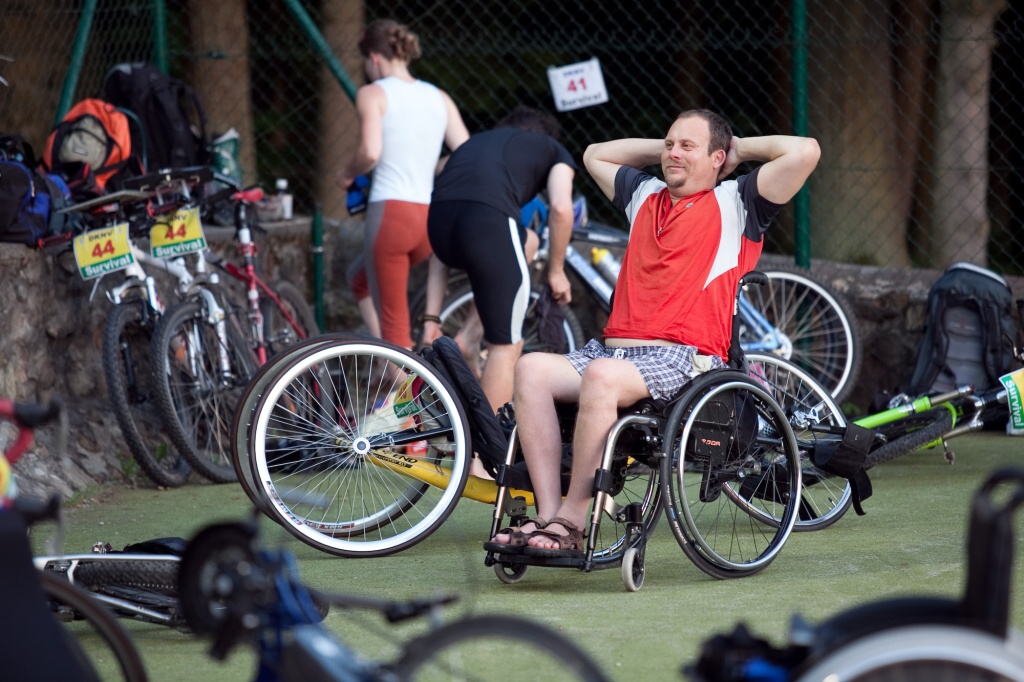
[0,396,148,682]
[412,196,862,404]
[178,515,611,681]
[682,465,1024,682]
[147,174,319,483]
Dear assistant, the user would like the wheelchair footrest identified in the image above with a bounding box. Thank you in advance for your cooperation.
[485,551,593,571]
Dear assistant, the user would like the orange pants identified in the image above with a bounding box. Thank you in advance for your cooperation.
[350,200,431,348]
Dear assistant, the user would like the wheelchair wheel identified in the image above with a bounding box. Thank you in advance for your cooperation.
[249,339,471,557]
[621,546,645,592]
[661,371,801,579]
[795,625,1024,681]
[746,353,852,531]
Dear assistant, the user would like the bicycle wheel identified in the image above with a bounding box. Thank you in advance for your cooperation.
[102,300,191,488]
[261,280,319,357]
[661,371,801,579]
[742,267,862,405]
[40,570,149,682]
[865,408,955,469]
[250,339,471,557]
[795,625,1024,681]
[746,353,852,531]
[390,614,611,681]
[439,283,585,359]
[151,290,259,483]
[72,559,178,591]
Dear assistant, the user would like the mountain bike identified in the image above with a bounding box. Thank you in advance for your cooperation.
[148,177,319,484]
[0,397,148,682]
[412,197,862,404]
[179,516,612,681]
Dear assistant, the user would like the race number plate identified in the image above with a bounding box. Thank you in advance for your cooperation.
[73,223,134,280]
[999,368,1024,431]
[150,206,207,258]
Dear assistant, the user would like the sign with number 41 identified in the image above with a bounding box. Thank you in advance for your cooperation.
[547,57,609,112]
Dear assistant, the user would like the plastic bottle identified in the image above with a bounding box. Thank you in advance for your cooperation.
[591,247,621,285]
[275,178,293,220]
[347,175,370,215]
[564,246,614,304]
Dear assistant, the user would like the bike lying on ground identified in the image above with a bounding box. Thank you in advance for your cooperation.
[179,515,611,681]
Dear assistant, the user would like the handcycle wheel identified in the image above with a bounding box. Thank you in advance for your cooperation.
[102,299,191,488]
[661,371,801,579]
[745,353,852,531]
[177,521,256,637]
[743,267,862,405]
[865,407,955,469]
[150,288,259,483]
[39,570,149,682]
[231,334,354,512]
[260,280,319,357]
[390,614,611,681]
[249,339,471,557]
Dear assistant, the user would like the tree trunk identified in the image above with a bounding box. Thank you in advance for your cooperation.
[807,0,910,267]
[187,0,256,185]
[318,0,364,218]
[930,0,1006,267]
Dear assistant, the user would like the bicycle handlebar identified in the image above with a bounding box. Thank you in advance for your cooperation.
[0,398,65,466]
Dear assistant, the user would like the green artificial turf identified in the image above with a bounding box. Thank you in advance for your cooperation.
[30,432,1024,681]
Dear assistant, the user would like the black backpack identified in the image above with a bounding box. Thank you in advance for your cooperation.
[907,262,1018,396]
[102,63,208,170]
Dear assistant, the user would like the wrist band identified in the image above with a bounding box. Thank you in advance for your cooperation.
[420,314,441,324]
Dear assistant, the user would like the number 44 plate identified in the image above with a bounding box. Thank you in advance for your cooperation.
[999,368,1024,431]
[73,223,135,280]
[151,206,207,258]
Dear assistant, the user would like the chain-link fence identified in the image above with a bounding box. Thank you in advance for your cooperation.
[2,0,1022,274]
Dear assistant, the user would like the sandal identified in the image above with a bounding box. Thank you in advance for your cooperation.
[483,517,548,554]
[523,517,585,558]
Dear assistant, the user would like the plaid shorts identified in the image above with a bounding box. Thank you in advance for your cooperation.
[564,339,725,401]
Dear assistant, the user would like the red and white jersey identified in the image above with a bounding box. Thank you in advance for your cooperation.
[603,166,782,359]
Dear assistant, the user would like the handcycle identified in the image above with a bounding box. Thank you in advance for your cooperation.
[229,273,859,589]
[682,465,1024,681]
[178,514,611,681]
[0,396,149,681]
[412,196,862,404]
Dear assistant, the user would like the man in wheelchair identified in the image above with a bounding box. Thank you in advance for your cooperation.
[487,109,820,557]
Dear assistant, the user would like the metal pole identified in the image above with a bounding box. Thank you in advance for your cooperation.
[312,205,326,331]
[153,0,169,72]
[791,0,810,268]
[55,0,99,123]
[281,0,358,103]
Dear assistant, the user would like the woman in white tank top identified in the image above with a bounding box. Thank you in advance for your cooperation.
[336,19,469,349]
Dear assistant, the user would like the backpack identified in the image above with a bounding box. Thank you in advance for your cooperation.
[907,262,1018,396]
[0,159,80,247]
[102,62,208,170]
[42,99,141,197]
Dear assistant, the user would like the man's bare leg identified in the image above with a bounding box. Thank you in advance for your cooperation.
[357,296,381,338]
[528,358,650,550]
[479,341,524,413]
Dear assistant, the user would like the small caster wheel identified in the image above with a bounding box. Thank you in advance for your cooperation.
[622,547,644,592]
[494,562,527,584]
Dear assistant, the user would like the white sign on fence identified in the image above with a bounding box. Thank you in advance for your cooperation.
[547,57,609,112]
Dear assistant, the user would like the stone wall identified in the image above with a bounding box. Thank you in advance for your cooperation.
[2,221,1020,498]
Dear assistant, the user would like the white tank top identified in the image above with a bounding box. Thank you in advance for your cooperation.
[370,77,447,204]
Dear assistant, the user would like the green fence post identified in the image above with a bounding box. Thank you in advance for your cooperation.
[312,204,326,331]
[280,0,358,103]
[153,0,169,72]
[55,0,99,124]
[791,0,810,268]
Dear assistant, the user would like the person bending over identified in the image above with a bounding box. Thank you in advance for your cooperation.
[487,109,820,557]
[422,105,576,412]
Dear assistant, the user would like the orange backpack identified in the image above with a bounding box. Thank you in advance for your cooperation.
[43,99,141,195]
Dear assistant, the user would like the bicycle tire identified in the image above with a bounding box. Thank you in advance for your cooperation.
[151,290,259,483]
[40,570,149,682]
[72,560,178,591]
[744,267,863,405]
[439,283,585,356]
[864,408,955,469]
[101,299,191,488]
[390,614,611,681]
[261,280,319,357]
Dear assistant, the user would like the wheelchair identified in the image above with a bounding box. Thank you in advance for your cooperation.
[229,274,851,587]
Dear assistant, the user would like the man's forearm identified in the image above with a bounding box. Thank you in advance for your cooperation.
[584,138,663,170]
[732,135,813,164]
